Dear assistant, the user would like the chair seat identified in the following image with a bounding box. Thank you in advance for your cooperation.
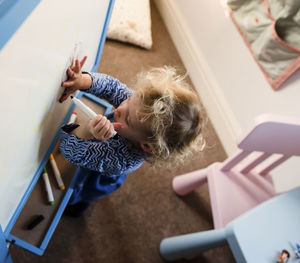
[207,163,276,229]
[226,186,300,263]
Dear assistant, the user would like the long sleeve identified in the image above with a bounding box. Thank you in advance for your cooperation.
[59,72,145,177]
[59,130,145,176]
[85,72,133,108]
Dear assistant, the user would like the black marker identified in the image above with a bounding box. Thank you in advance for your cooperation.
[27,215,45,230]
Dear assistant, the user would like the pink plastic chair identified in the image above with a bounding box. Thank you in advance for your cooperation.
[172,114,300,229]
[160,114,300,262]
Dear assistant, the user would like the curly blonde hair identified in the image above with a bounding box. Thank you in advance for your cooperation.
[134,66,205,166]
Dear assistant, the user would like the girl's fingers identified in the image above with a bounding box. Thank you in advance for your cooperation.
[59,89,72,102]
[80,56,87,68]
[59,56,87,104]
[89,116,99,130]
[89,115,104,132]
[74,59,81,73]
[59,93,68,102]
[70,56,87,72]
[95,117,107,133]
[108,124,117,137]
[61,81,74,88]
[102,122,116,139]
[100,121,111,138]
[70,59,75,70]
[67,67,75,79]
[59,94,66,103]
[63,86,74,94]
[89,115,119,140]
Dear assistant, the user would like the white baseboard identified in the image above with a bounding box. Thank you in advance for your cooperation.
[154,0,240,155]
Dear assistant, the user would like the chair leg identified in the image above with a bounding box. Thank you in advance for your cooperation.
[160,229,227,261]
[172,169,208,196]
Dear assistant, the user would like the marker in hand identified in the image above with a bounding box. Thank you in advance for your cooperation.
[70,96,117,136]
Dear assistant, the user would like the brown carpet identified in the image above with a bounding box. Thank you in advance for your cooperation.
[10,2,235,262]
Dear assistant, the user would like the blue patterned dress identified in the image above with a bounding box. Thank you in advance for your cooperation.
[59,72,146,204]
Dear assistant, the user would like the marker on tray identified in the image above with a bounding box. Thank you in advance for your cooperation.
[27,215,45,230]
[42,167,54,205]
[68,111,77,124]
[49,154,65,190]
[71,96,117,136]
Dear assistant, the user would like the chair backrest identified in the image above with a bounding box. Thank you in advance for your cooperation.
[237,114,300,155]
[221,114,300,174]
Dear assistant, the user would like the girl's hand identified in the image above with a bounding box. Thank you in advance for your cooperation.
[59,56,90,103]
[89,115,123,141]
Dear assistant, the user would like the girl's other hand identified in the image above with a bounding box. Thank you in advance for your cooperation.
[59,56,88,103]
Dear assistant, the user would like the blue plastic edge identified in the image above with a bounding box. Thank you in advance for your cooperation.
[0,0,41,50]
[91,0,115,72]
[3,0,115,255]
[0,225,13,263]
[6,169,79,256]
[6,235,43,256]
[78,91,113,115]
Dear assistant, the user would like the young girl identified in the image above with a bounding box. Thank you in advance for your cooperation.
[59,56,205,216]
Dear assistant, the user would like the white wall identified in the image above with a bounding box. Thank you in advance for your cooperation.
[154,0,300,193]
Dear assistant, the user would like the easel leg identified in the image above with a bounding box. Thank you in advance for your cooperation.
[0,226,13,263]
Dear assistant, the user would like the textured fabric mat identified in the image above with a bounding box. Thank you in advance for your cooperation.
[227,0,300,90]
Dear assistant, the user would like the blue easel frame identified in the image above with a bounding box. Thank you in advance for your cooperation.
[5,92,113,256]
[0,0,115,259]
[0,226,12,263]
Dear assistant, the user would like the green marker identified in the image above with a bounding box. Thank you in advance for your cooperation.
[42,167,54,205]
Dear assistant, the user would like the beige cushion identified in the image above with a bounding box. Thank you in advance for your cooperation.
[107,0,152,49]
